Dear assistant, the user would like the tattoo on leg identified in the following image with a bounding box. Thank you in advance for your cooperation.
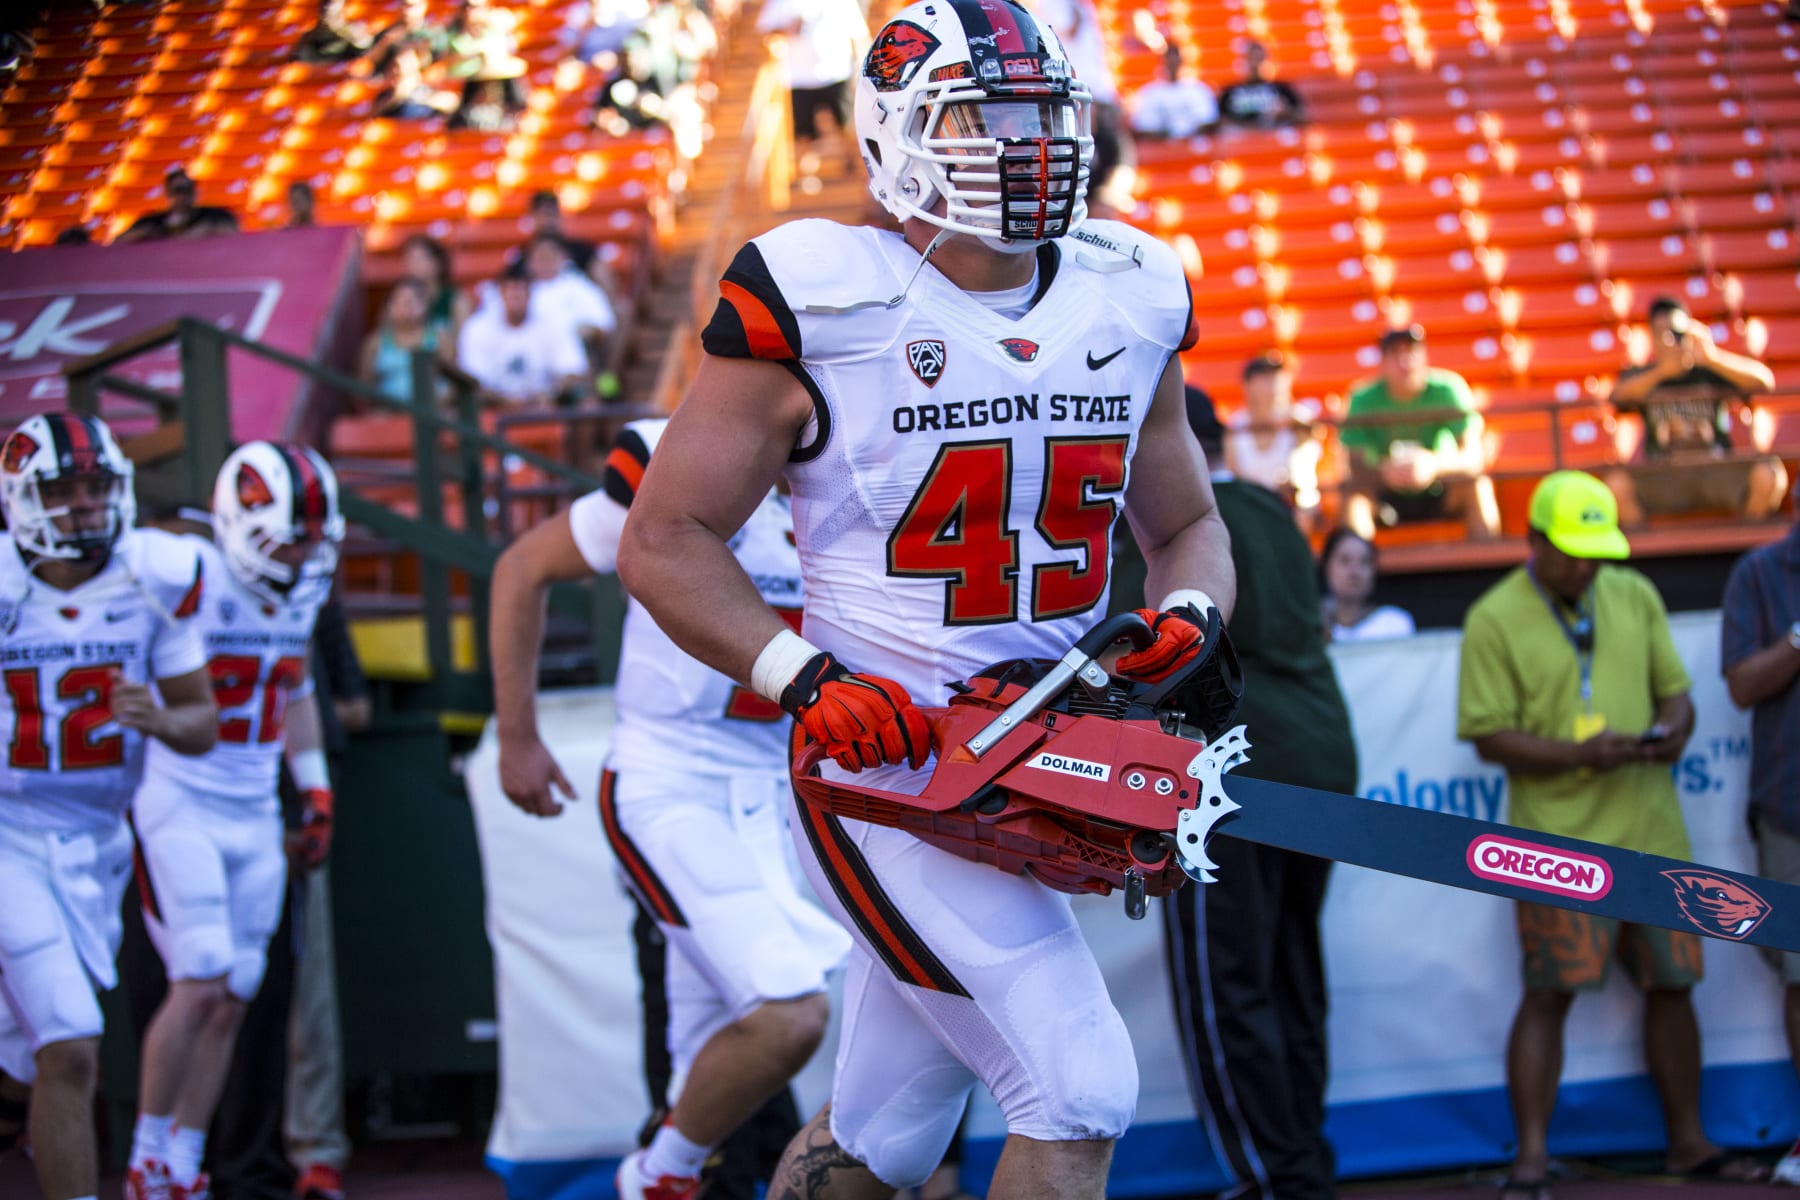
[771,1104,883,1200]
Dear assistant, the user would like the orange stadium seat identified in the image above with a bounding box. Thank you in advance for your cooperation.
[1278,296,1395,347]
[1504,280,1630,330]
[1597,234,1702,279]
[1686,192,1788,233]
[1730,270,1800,317]
[1582,197,1685,242]
[1519,325,1630,383]
[1386,287,1506,337]
[1705,228,1800,274]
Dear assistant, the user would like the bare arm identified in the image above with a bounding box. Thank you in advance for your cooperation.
[1694,336,1776,395]
[1608,358,1684,406]
[335,694,372,732]
[1726,636,1800,709]
[490,508,599,815]
[1473,728,1649,775]
[142,667,219,756]
[617,354,813,684]
[283,687,327,759]
[1122,357,1236,621]
[1644,691,1695,764]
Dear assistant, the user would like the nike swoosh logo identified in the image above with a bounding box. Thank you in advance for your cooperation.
[104,611,131,622]
[1087,347,1126,370]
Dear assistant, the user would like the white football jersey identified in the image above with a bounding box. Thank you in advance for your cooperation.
[570,418,805,774]
[700,218,1194,717]
[0,528,207,834]
[140,536,322,811]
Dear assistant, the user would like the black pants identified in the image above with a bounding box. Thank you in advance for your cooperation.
[632,900,800,1198]
[1160,837,1335,1200]
[121,878,299,1200]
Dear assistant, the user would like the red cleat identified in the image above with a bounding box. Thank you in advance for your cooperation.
[125,1161,171,1200]
[615,1149,701,1200]
[295,1162,346,1200]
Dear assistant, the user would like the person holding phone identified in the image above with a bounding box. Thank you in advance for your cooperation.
[1457,470,1765,1198]
[1602,296,1785,526]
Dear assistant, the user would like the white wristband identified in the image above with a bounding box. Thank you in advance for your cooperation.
[289,747,331,793]
[750,628,824,705]
[1158,588,1217,615]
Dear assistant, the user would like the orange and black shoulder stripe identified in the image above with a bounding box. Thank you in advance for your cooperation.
[602,426,654,508]
[173,556,204,619]
[701,242,802,363]
[598,769,687,927]
[792,795,968,997]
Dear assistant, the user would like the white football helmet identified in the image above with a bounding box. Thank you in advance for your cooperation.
[0,411,136,562]
[857,0,1093,247]
[213,441,345,607]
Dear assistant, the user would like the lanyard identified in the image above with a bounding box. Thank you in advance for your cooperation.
[1529,571,1595,710]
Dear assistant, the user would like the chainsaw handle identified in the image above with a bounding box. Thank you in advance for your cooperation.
[1073,612,1156,660]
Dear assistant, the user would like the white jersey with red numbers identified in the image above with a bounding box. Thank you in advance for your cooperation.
[140,535,321,813]
[0,528,207,835]
[568,417,806,774]
[700,217,1194,787]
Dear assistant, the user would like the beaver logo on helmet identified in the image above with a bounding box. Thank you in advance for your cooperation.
[1662,869,1771,941]
[865,20,940,92]
[1,432,38,474]
[236,464,275,511]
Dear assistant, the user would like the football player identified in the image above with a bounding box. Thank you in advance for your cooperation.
[615,2,1237,1197]
[125,442,345,1200]
[0,412,218,1200]
[490,418,850,1200]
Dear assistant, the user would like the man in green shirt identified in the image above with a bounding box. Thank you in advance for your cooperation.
[1341,325,1500,540]
[1457,470,1764,1196]
[1118,386,1356,1200]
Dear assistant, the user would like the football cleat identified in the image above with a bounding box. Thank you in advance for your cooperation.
[1773,1137,1800,1185]
[125,1160,172,1200]
[294,1162,345,1200]
[615,1148,701,1200]
[170,1171,210,1200]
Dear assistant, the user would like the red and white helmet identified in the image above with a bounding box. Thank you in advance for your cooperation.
[0,411,136,562]
[857,0,1093,248]
[213,441,344,607]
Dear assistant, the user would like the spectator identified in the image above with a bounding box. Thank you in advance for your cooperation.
[1226,351,1325,528]
[524,232,616,352]
[1457,470,1766,1197]
[526,188,599,275]
[756,0,865,190]
[1341,325,1500,540]
[1031,0,1133,207]
[284,181,317,229]
[365,0,448,74]
[1602,297,1786,526]
[116,166,240,243]
[456,262,590,407]
[1154,389,1354,1200]
[360,278,450,405]
[444,0,527,131]
[1218,39,1305,129]
[292,0,371,63]
[1719,488,1800,1185]
[400,232,472,338]
[1318,527,1416,642]
[1129,41,1218,139]
[372,39,459,118]
[561,0,645,67]
[54,225,93,244]
[590,30,672,135]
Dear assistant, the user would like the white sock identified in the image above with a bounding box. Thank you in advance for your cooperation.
[130,1113,172,1169]
[639,1122,711,1181]
[168,1125,207,1186]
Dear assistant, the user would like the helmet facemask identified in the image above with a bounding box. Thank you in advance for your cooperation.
[922,93,1090,246]
[222,517,342,608]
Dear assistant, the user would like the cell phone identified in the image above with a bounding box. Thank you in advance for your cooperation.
[1639,725,1667,744]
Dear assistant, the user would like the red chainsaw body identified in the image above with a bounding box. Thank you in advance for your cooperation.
[790,671,1207,898]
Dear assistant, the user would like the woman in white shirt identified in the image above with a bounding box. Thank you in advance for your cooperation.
[1319,527,1417,642]
[1226,353,1325,528]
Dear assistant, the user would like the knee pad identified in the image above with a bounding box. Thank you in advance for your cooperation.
[831,1064,971,1190]
[1033,995,1138,1141]
[227,945,269,1002]
[166,926,234,986]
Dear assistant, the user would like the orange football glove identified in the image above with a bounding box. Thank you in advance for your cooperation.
[781,652,931,772]
[1115,606,1206,683]
[296,788,334,868]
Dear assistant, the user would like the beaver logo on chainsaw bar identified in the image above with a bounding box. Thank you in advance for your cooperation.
[1662,869,1771,941]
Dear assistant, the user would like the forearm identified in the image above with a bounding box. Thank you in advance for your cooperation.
[151,700,219,756]
[618,512,789,685]
[1702,349,1775,394]
[1727,639,1800,708]
[1652,693,1696,758]
[283,691,327,759]
[489,554,552,740]
[1141,507,1236,622]
[1473,730,1581,776]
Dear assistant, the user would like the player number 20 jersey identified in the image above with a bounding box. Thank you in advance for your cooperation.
[570,418,805,774]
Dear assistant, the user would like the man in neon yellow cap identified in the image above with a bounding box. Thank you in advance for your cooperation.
[1457,470,1766,1197]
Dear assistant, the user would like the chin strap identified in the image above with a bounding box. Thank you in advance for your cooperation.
[802,227,956,315]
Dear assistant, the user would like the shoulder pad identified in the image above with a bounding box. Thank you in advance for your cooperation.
[119,528,208,620]
[602,418,666,508]
[1064,220,1196,351]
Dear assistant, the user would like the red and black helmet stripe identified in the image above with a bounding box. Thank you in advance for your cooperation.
[278,444,330,532]
[44,412,108,474]
[950,0,1032,55]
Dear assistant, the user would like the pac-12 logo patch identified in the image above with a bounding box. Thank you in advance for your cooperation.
[907,339,946,387]
[999,337,1040,363]
[1662,869,1771,941]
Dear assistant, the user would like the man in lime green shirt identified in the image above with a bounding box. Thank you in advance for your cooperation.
[1457,470,1764,1197]
[1341,325,1500,539]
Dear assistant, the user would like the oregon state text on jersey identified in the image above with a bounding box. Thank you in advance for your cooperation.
[570,418,806,774]
[140,536,323,811]
[0,528,206,833]
[701,218,1195,711]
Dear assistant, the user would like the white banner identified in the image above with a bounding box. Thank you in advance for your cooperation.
[468,612,1795,1198]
